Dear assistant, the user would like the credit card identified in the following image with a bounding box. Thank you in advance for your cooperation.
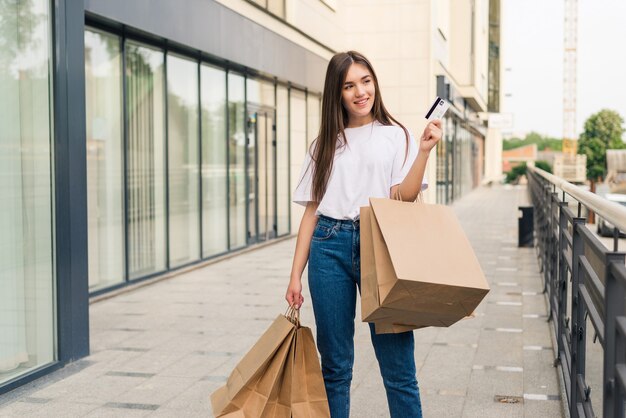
[425,96,450,121]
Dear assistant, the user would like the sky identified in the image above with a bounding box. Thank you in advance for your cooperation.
[501,0,626,139]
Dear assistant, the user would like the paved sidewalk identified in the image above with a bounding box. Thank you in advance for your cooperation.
[0,184,563,417]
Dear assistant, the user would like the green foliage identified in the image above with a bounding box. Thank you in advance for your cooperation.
[504,163,527,184]
[503,131,563,151]
[534,160,552,173]
[578,109,626,181]
[504,160,552,184]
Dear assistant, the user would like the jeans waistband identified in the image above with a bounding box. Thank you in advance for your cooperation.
[318,214,360,230]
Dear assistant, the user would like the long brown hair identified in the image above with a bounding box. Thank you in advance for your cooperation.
[309,50,410,202]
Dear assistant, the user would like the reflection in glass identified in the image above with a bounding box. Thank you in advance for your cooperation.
[248,110,276,242]
[228,73,246,249]
[307,94,321,148]
[167,54,200,267]
[201,65,228,257]
[85,29,125,291]
[289,89,307,233]
[246,110,257,243]
[247,78,276,242]
[276,86,290,236]
[126,42,167,278]
[263,110,276,240]
[0,0,56,385]
[246,78,275,108]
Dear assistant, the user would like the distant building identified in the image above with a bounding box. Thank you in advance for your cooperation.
[502,144,537,173]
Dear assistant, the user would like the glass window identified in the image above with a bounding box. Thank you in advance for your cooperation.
[276,86,289,236]
[200,64,228,257]
[436,116,453,204]
[247,78,275,108]
[125,42,167,279]
[167,54,200,267]
[246,78,276,243]
[228,73,246,249]
[0,0,55,385]
[85,29,125,291]
[307,93,321,147]
[289,89,307,233]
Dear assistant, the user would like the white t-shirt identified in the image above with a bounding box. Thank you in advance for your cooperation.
[293,121,428,220]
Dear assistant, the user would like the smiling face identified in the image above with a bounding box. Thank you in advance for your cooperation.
[341,63,376,127]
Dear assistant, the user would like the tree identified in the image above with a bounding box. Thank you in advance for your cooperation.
[503,131,563,151]
[504,160,552,184]
[577,109,625,224]
[578,109,626,182]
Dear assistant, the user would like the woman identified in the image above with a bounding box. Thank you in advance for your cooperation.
[286,50,442,418]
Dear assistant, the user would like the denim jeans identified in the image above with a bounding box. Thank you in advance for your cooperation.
[308,215,423,418]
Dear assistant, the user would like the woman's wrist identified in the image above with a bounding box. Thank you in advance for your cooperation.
[417,149,431,159]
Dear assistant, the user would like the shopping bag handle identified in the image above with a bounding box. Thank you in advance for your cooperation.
[284,305,301,327]
[393,184,423,203]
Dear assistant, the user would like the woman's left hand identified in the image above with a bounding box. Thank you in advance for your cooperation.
[419,120,443,153]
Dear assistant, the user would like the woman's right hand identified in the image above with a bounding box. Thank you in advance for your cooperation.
[285,277,304,309]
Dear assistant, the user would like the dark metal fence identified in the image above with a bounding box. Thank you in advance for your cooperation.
[528,167,626,418]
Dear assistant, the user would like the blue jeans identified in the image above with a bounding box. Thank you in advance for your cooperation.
[308,215,423,418]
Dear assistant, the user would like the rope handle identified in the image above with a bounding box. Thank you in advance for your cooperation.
[284,305,301,327]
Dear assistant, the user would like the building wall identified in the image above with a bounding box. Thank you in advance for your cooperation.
[214,0,344,55]
[447,0,489,112]
[341,0,436,201]
[85,0,330,92]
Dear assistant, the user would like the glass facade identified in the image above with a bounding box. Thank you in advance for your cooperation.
[167,54,200,267]
[276,86,290,236]
[0,0,56,385]
[125,42,167,280]
[85,30,125,290]
[228,73,247,249]
[246,78,276,242]
[436,115,484,204]
[81,27,320,294]
[289,89,307,233]
[307,93,321,147]
[200,65,228,257]
[1,0,325,395]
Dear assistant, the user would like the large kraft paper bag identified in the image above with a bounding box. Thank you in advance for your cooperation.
[211,314,297,417]
[360,198,489,333]
[259,326,296,418]
[291,327,331,418]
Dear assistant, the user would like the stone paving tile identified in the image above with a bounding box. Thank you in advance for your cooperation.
[16,400,100,418]
[114,376,197,406]
[0,400,47,417]
[84,407,153,418]
[0,185,565,418]
[61,374,150,405]
[421,392,465,418]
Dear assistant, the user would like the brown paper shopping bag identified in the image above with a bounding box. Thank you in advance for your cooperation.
[259,326,296,418]
[360,198,490,333]
[211,313,297,417]
[291,327,331,418]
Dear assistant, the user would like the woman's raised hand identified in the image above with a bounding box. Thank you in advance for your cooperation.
[285,277,304,309]
[419,119,443,153]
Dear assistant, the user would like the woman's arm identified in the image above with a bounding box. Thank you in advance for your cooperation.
[285,201,319,308]
[391,120,443,201]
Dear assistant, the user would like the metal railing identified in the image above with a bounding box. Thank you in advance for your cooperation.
[528,166,626,418]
